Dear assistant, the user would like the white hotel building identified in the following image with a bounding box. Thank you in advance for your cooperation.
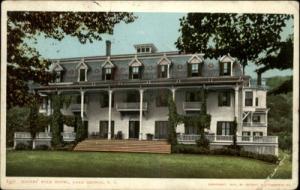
[28,41,278,155]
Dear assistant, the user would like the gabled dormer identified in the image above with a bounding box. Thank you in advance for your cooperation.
[101,56,115,81]
[76,58,88,82]
[128,55,143,79]
[219,54,235,76]
[187,54,204,77]
[157,53,172,78]
[51,61,64,83]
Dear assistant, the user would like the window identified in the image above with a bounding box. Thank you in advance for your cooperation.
[127,91,139,102]
[100,93,114,108]
[155,121,169,139]
[188,63,201,77]
[145,47,150,52]
[192,64,199,73]
[217,122,233,135]
[218,92,231,107]
[255,97,259,106]
[137,48,141,53]
[158,65,168,78]
[130,66,141,79]
[104,68,112,80]
[55,71,61,83]
[253,132,263,136]
[186,91,202,102]
[242,131,251,136]
[245,91,253,106]
[252,115,260,123]
[220,62,231,76]
[79,68,86,82]
[156,91,169,107]
[185,124,199,134]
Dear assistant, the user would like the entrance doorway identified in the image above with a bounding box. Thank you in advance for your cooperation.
[129,121,140,139]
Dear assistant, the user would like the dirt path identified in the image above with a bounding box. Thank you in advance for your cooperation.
[268,154,287,179]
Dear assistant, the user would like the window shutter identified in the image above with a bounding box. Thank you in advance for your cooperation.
[227,92,231,106]
[102,68,105,80]
[198,63,201,76]
[187,63,191,77]
[111,67,115,80]
[129,67,132,79]
[157,65,161,78]
[217,122,222,135]
[219,62,224,76]
[139,66,143,79]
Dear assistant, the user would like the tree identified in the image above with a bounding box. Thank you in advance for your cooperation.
[51,95,64,146]
[7,12,136,109]
[168,96,181,145]
[176,13,292,73]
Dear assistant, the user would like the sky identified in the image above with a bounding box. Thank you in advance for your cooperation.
[33,12,294,78]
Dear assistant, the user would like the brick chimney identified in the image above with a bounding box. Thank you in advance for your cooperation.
[106,40,111,56]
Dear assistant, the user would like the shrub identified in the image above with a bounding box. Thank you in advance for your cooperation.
[171,145,210,154]
[196,138,210,149]
[15,143,31,150]
[35,145,50,150]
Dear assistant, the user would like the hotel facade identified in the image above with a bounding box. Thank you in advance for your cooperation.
[17,41,278,155]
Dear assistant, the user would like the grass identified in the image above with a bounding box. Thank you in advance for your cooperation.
[271,150,292,179]
[6,150,281,178]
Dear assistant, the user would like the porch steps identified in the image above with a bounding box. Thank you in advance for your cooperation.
[73,139,171,154]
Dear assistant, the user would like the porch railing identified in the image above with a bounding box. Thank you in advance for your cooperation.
[61,132,76,142]
[177,134,278,144]
[116,102,148,111]
[183,102,202,111]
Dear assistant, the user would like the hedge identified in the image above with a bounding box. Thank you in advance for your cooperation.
[171,145,278,164]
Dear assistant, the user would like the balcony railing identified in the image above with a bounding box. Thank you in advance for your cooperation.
[69,103,87,112]
[242,122,267,127]
[177,134,278,144]
[61,132,76,142]
[116,102,148,111]
[183,102,202,111]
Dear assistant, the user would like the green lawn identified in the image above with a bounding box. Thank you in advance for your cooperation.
[271,150,292,179]
[6,150,287,178]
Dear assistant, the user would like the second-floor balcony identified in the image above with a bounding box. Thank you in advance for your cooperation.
[116,102,148,112]
[69,103,87,113]
[242,122,267,127]
[183,102,202,112]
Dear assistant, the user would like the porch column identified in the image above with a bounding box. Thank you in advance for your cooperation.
[171,88,176,101]
[108,90,113,140]
[234,87,239,119]
[139,89,144,140]
[80,90,85,120]
[47,97,51,132]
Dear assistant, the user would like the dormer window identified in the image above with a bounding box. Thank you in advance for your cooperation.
[187,54,204,77]
[51,61,64,83]
[55,71,62,83]
[157,54,172,78]
[134,44,157,54]
[101,56,115,81]
[219,54,235,76]
[129,55,143,79]
[76,58,88,82]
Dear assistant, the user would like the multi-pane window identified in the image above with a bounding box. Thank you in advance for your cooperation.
[192,64,199,73]
[220,62,231,76]
[242,131,251,136]
[105,68,112,80]
[253,132,263,136]
[217,121,233,136]
[186,91,202,102]
[218,92,231,107]
[185,125,199,134]
[130,66,140,79]
[158,65,168,78]
[155,121,169,139]
[55,71,61,83]
[245,91,253,106]
[79,68,86,82]
[252,115,261,123]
